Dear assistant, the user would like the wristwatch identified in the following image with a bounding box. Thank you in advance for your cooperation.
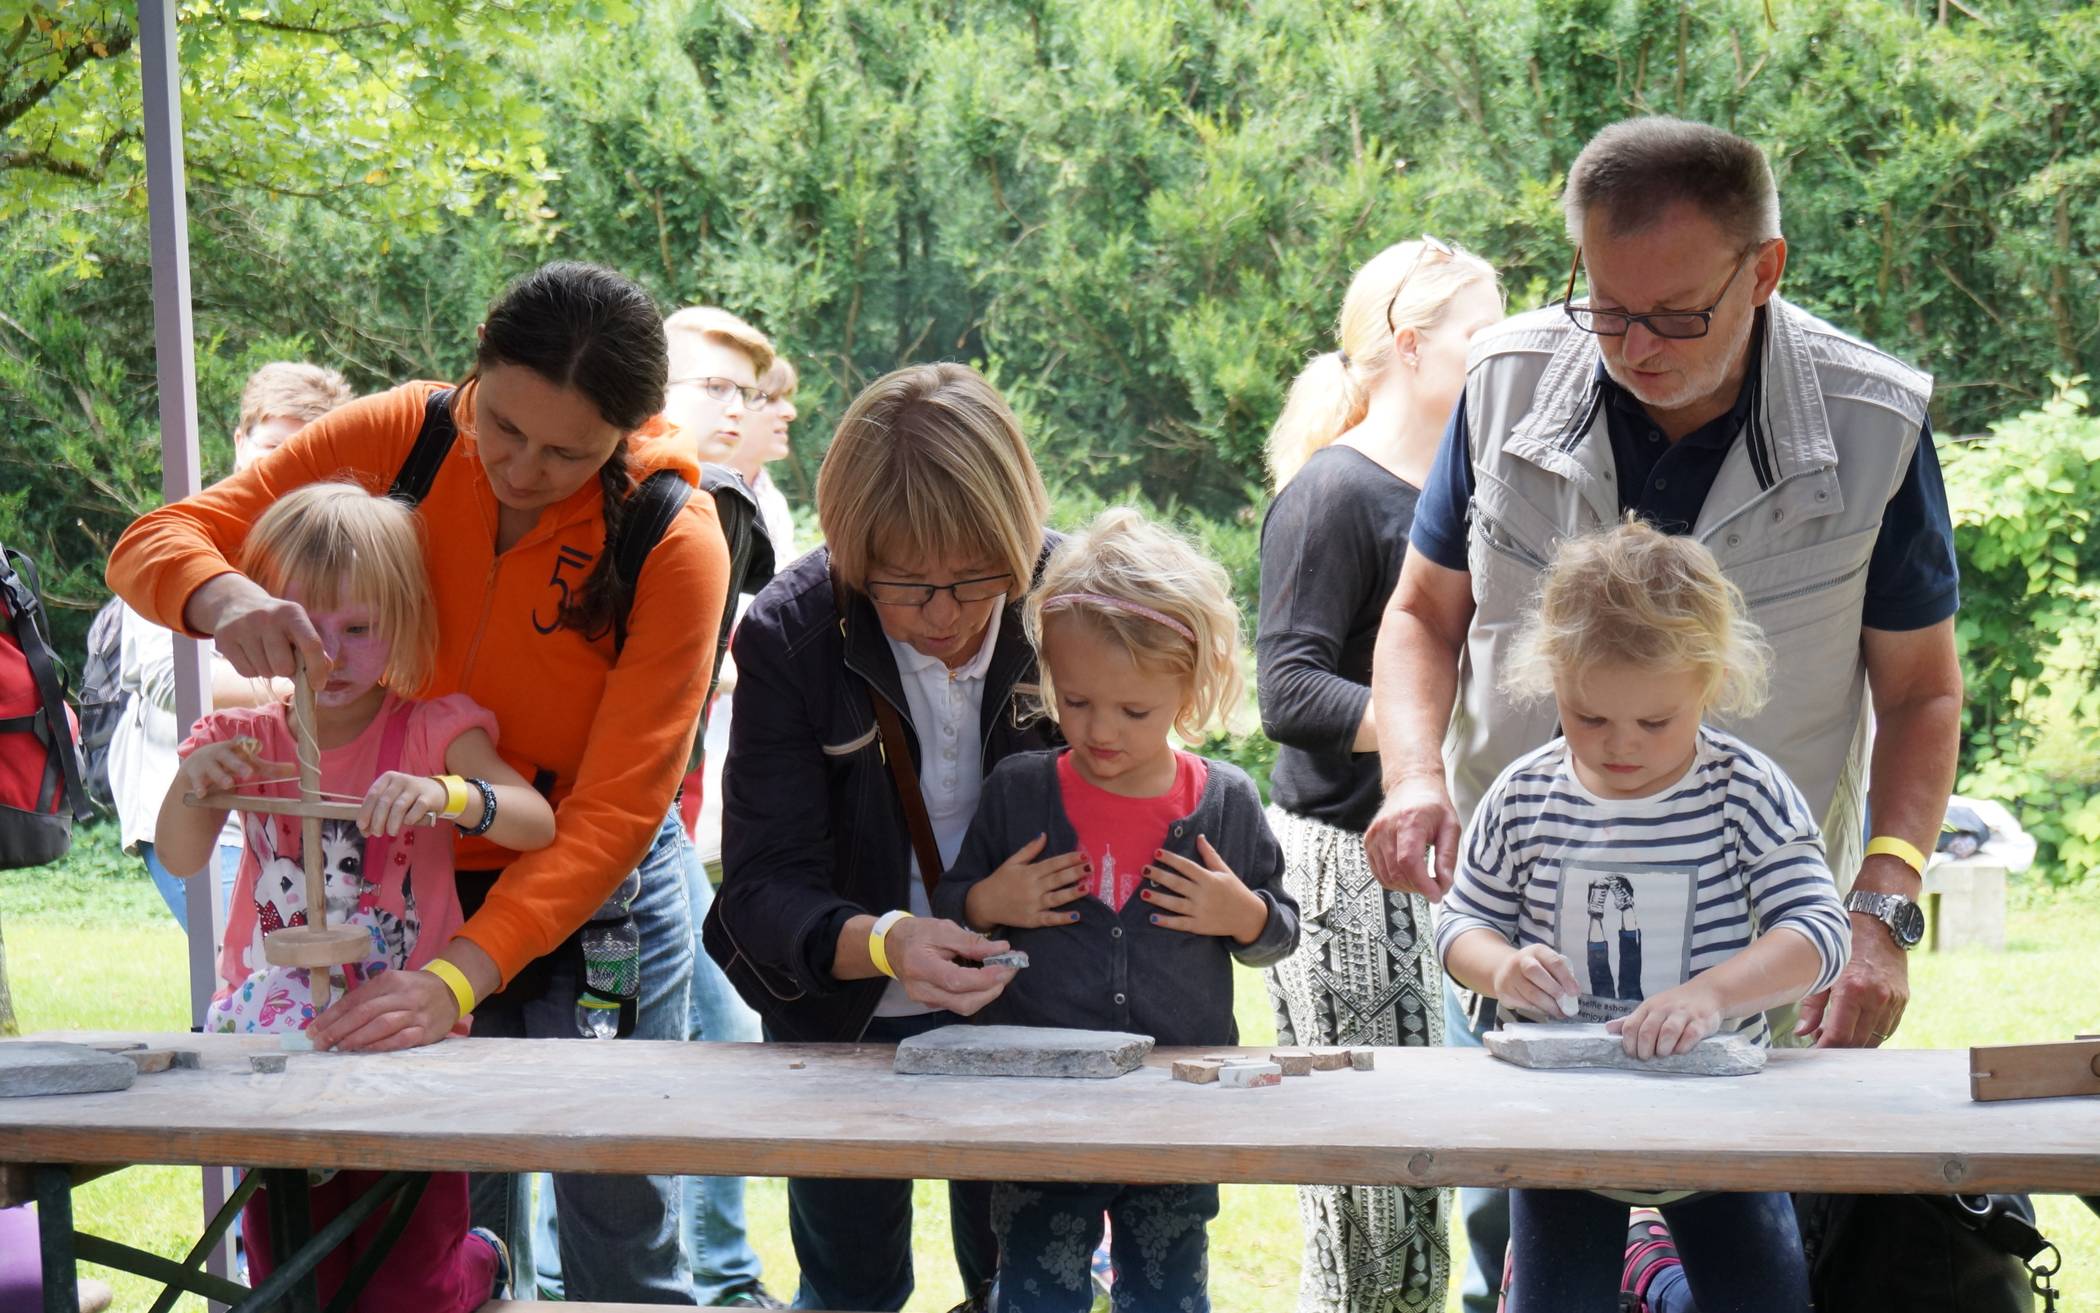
[1845,889,1926,950]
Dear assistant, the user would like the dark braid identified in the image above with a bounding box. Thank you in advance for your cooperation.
[476,261,667,641]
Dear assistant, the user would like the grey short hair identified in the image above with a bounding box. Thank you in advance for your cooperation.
[1563,117,1782,250]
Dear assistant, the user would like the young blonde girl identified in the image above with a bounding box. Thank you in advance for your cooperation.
[155,482,555,1311]
[936,507,1300,1313]
[1434,519,1847,1313]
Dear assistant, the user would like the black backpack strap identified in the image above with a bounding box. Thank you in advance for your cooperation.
[609,469,694,655]
[387,388,460,505]
[0,547,93,823]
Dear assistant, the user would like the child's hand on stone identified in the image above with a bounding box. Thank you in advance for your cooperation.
[963,833,1090,932]
[178,738,262,796]
[1490,944,1583,1021]
[1141,836,1269,945]
[359,771,446,838]
[1608,980,1723,1059]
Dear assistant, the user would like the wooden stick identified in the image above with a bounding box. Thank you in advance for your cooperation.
[187,793,367,822]
[294,658,333,1011]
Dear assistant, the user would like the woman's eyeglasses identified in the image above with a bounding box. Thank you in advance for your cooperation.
[863,574,1014,608]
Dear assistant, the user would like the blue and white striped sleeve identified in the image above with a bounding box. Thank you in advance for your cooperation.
[1734,761,1851,994]
[1435,776,1523,969]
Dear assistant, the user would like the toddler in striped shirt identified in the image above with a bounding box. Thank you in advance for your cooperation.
[1437,518,1844,1313]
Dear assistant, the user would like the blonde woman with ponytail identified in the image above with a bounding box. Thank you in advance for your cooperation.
[1255,236,1500,1313]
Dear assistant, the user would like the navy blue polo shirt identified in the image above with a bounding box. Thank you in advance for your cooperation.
[1410,328,1960,632]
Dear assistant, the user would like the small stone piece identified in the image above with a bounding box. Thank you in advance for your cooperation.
[1309,1047,1351,1071]
[788,1060,807,1070]
[1217,1061,1282,1088]
[170,1050,202,1070]
[1348,1048,1375,1071]
[1172,1058,1226,1085]
[124,1049,177,1075]
[249,1054,288,1074]
[279,1033,315,1053]
[894,1024,1152,1079]
[980,950,1031,969]
[89,1041,147,1054]
[1485,1022,1765,1077]
[1270,1049,1314,1077]
[0,1042,138,1098]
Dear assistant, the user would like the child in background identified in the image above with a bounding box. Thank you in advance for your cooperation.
[936,508,1300,1313]
[1434,519,1849,1313]
[155,481,556,1312]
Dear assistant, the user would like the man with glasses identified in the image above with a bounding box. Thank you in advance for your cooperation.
[1363,116,1961,1313]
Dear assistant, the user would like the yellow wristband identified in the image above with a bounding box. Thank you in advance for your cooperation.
[868,910,913,980]
[434,774,471,820]
[423,959,476,1017]
[1865,834,1928,874]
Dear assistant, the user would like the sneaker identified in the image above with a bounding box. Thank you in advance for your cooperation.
[469,1225,512,1301]
[719,1283,788,1309]
[1620,1209,1681,1313]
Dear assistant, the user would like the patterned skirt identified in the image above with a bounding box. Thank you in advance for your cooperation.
[1264,804,1449,1313]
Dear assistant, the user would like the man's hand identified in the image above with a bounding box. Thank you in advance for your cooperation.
[1797,913,1909,1048]
[1363,774,1461,900]
[886,916,1019,1015]
[961,834,1089,933]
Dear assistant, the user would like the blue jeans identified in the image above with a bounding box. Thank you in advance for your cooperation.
[467,811,697,1305]
[143,840,241,935]
[1446,981,1507,1313]
[991,1181,1217,1313]
[1508,1189,1808,1313]
[531,839,767,1303]
[780,1011,998,1311]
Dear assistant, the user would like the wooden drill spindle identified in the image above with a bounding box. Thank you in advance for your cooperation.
[293,657,332,1011]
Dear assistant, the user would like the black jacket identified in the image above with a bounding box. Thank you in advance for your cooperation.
[701,542,1061,1042]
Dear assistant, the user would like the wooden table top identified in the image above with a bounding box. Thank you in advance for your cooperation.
[2,1032,2095,1195]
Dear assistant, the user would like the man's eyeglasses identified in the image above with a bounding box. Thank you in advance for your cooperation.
[1561,243,1765,340]
[671,375,770,409]
[1386,234,1458,334]
[864,573,1014,608]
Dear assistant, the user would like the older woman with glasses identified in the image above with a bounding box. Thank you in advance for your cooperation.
[1258,236,1502,1313]
[703,362,1060,1313]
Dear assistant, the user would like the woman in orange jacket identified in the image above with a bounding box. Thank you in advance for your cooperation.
[107,261,728,1303]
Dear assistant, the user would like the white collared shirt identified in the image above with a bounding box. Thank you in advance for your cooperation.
[874,619,999,1016]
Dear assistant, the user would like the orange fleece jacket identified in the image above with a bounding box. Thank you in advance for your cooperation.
[108,379,728,985]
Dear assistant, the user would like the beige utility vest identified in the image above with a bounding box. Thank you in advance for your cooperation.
[1448,295,1932,885]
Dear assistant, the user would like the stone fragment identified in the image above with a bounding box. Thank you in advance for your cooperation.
[89,1042,147,1054]
[249,1055,288,1074]
[788,1061,807,1070]
[170,1050,202,1070]
[1217,1061,1282,1088]
[894,1024,1152,1078]
[1172,1058,1226,1084]
[1485,1023,1765,1077]
[124,1049,177,1075]
[0,1042,138,1098]
[1269,1049,1314,1077]
[1348,1048,1375,1071]
[980,951,1031,969]
[1309,1047,1350,1071]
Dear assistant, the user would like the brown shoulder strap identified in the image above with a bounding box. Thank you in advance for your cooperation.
[831,563,944,900]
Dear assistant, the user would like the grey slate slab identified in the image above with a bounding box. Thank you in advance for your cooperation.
[0,1042,139,1098]
[894,1025,1152,1078]
[1485,1022,1765,1076]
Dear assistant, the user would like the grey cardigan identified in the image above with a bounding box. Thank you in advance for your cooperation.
[933,749,1299,1047]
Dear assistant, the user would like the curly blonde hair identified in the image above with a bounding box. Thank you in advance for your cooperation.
[1023,508,1243,740]
[1503,517,1770,719]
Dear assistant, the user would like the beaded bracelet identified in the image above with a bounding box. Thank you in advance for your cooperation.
[457,777,499,837]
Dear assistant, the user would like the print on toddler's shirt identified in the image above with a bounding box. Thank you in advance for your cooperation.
[1056,750,1209,917]
[1085,845,1140,911]
[1548,853,1696,1022]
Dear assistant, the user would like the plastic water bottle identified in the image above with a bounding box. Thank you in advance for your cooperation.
[575,991,622,1040]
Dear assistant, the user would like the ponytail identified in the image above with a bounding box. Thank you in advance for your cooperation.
[560,444,635,640]
[1267,351,1366,489]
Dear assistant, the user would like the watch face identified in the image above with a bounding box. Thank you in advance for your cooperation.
[1892,899,1927,948]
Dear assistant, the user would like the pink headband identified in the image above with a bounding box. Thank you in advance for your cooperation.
[1040,592,1196,643]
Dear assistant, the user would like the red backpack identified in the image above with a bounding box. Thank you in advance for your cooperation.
[1,543,93,870]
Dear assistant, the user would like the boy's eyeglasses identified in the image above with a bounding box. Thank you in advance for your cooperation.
[671,375,770,409]
[864,574,1014,608]
[1386,234,1459,334]
[1560,243,1764,340]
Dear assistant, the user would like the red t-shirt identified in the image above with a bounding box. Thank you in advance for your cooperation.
[1056,749,1209,911]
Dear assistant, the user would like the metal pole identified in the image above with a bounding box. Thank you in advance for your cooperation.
[137,2,234,1301]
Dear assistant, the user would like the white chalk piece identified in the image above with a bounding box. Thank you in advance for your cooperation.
[1559,994,1580,1018]
[980,951,1031,969]
[1217,1061,1283,1088]
[280,1033,315,1052]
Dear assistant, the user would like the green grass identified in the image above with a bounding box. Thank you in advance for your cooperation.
[4,825,2094,1311]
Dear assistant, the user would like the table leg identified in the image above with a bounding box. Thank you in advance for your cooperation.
[33,1165,76,1313]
